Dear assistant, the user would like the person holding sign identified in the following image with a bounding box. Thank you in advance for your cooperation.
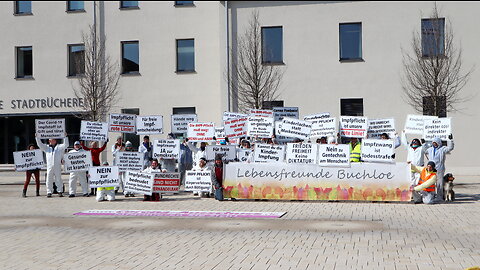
[138,135,153,169]
[401,130,430,185]
[142,159,166,201]
[22,144,41,198]
[409,161,438,204]
[96,161,116,202]
[191,157,212,198]
[112,136,125,194]
[81,139,108,195]
[349,138,362,163]
[212,154,224,201]
[68,141,90,198]
[35,133,69,198]
[426,135,454,201]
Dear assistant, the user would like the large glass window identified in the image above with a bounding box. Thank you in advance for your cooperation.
[121,41,139,74]
[423,96,447,117]
[175,1,194,6]
[67,1,84,11]
[261,26,283,64]
[120,1,138,8]
[340,98,363,116]
[421,18,445,57]
[15,1,32,14]
[339,23,362,61]
[16,46,33,78]
[176,39,195,72]
[68,44,85,76]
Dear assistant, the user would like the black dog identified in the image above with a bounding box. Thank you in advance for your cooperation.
[443,173,455,201]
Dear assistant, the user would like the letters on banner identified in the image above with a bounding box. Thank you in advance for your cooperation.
[184,171,212,192]
[339,116,368,138]
[187,122,215,141]
[109,113,136,133]
[136,115,163,135]
[153,173,180,193]
[124,171,154,195]
[80,120,108,141]
[171,114,197,134]
[88,166,120,188]
[35,118,65,139]
[285,143,318,164]
[423,118,451,141]
[13,150,45,171]
[64,151,93,172]
[254,144,285,163]
[153,139,180,159]
[361,139,395,163]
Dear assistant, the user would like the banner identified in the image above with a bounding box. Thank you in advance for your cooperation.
[124,170,154,195]
[152,139,180,159]
[153,173,180,193]
[361,139,395,163]
[215,127,225,139]
[13,150,45,172]
[205,145,237,162]
[88,166,120,188]
[367,118,396,138]
[184,171,212,192]
[404,114,437,135]
[63,151,93,172]
[224,117,248,138]
[223,112,248,121]
[237,149,252,162]
[187,122,215,141]
[274,122,295,144]
[285,143,318,164]
[249,109,274,118]
[109,113,136,133]
[115,152,144,172]
[247,116,274,138]
[35,118,65,139]
[278,117,312,139]
[339,116,368,138]
[136,115,163,135]
[318,144,350,167]
[171,114,197,134]
[223,162,411,201]
[273,107,299,121]
[254,144,285,163]
[80,121,108,141]
[304,113,331,122]
[309,117,336,138]
[423,118,452,141]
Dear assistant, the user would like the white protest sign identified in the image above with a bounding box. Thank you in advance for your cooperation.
[124,170,154,195]
[187,122,215,141]
[136,115,163,135]
[285,143,318,164]
[237,149,252,162]
[274,122,295,144]
[171,114,198,134]
[63,151,93,173]
[254,144,285,163]
[367,118,396,138]
[205,145,237,162]
[404,114,438,135]
[80,121,109,141]
[247,116,274,138]
[423,118,452,141]
[224,117,248,138]
[223,112,248,121]
[361,139,395,163]
[278,117,312,140]
[115,152,144,172]
[13,150,45,172]
[304,112,331,122]
[318,144,350,167]
[109,113,136,133]
[249,109,274,118]
[88,166,120,188]
[153,173,180,193]
[185,171,212,192]
[215,127,225,138]
[273,107,299,121]
[339,116,368,138]
[35,119,65,139]
[152,139,180,159]
[309,117,336,138]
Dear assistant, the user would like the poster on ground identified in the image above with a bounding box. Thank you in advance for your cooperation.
[13,150,45,172]
[361,139,395,163]
[318,144,350,167]
[171,114,197,134]
[367,118,396,138]
[35,118,65,139]
[80,121,109,141]
[136,115,163,135]
[205,145,237,162]
[253,144,285,163]
[404,114,437,135]
[184,171,212,192]
[152,139,180,159]
[109,113,136,133]
[339,116,368,138]
[115,152,144,172]
[88,166,120,188]
[285,143,318,164]
[423,118,452,141]
[63,151,93,172]
[153,173,180,193]
[187,122,215,142]
[124,171,154,195]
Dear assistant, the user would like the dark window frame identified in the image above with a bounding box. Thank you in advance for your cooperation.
[176,38,195,73]
[340,98,364,116]
[121,40,140,75]
[174,1,195,7]
[423,95,447,117]
[421,18,445,58]
[261,26,284,65]
[67,43,85,77]
[14,1,32,15]
[66,1,85,12]
[15,46,33,79]
[119,1,139,10]
[339,22,363,62]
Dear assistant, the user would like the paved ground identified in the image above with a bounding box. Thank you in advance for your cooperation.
[0,171,479,270]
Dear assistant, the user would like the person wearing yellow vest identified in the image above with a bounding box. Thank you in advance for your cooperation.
[409,161,437,204]
[349,138,362,162]
[96,161,116,202]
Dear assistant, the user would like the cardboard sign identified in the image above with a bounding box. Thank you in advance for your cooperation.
[109,113,136,133]
[64,151,93,173]
[318,144,350,167]
[80,121,109,141]
[253,144,285,163]
[237,149,252,162]
[187,122,215,141]
[185,171,212,192]
[404,114,438,135]
[152,139,180,159]
[285,143,318,164]
[136,115,163,135]
[35,118,65,139]
[88,166,120,188]
[367,118,396,138]
[273,107,299,121]
[249,109,274,118]
[224,117,248,138]
[205,145,237,162]
[278,117,312,140]
[223,112,248,121]
[247,117,274,138]
[124,170,154,195]
[304,113,331,122]
[339,116,368,138]
[309,117,336,138]
[153,173,180,193]
[361,139,395,163]
[171,114,198,134]
[13,150,45,172]
[115,152,144,172]
[423,118,452,141]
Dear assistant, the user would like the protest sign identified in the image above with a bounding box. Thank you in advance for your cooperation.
[88,166,120,188]
[318,144,350,167]
[254,144,285,163]
[224,117,248,138]
[215,127,225,139]
[153,173,180,193]
[404,114,438,135]
[124,171,154,195]
[339,116,368,138]
[205,145,237,162]
[223,112,248,121]
[185,171,212,192]
[274,122,295,144]
[115,152,144,172]
[187,122,215,141]
[273,107,299,121]
[80,121,108,141]
[249,109,274,118]
[423,118,452,141]
[278,117,312,139]
[13,150,44,172]
[237,149,252,162]
[309,117,336,138]
[285,143,318,164]
[367,118,396,138]
[304,113,331,122]
[247,116,274,138]
[136,115,163,135]
[35,118,65,139]
[361,139,395,163]
[63,151,93,173]
[152,139,180,159]
[171,114,197,134]
[109,113,136,133]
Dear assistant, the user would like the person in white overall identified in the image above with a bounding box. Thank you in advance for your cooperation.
[426,135,454,202]
[68,141,89,197]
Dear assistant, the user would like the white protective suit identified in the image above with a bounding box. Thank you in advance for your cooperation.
[401,131,431,185]
[187,142,207,167]
[425,137,454,200]
[36,136,69,194]
[68,148,89,195]
[138,142,153,169]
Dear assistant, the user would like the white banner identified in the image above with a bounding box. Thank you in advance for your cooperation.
[339,116,368,138]
[274,122,296,144]
[124,170,154,195]
[404,114,438,135]
[304,112,331,122]
[153,173,180,193]
[254,144,285,163]
[423,118,452,141]
[361,139,395,163]
[187,122,215,141]
[224,117,248,138]
[109,113,136,133]
[205,145,237,162]
[136,115,163,135]
[223,112,248,121]
[171,114,197,134]
[152,139,180,159]
[318,144,350,167]
[80,121,109,141]
[285,143,318,164]
[13,150,45,172]
[249,109,274,118]
[367,118,396,138]
[247,116,274,138]
[278,117,312,139]
[237,149,252,162]
[309,117,336,138]
[63,151,93,172]
[273,107,299,121]
[115,152,144,172]
[88,166,120,188]
[185,171,212,192]
[35,118,65,139]
[215,127,225,138]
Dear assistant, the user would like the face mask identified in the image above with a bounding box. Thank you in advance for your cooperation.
[411,144,420,149]
[200,146,206,151]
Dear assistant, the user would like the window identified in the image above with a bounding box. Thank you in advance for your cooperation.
[15,1,31,14]
[121,41,139,74]
[67,1,84,11]
[176,39,195,72]
[423,96,446,117]
[173,107,196,115]
[261,26,283,64]
[339,23,362,61]
[262,100,284,110]
[175,1,194,6]
[120,1,138,9]
[421,18,445,57]
[340,98,363,116]
[16,46,33,78]
[68,44,85,76]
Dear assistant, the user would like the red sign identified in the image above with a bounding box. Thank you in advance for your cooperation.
[153,173,180,193]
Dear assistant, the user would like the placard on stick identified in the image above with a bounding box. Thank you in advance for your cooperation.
[13,150,45,172]
[35,119,65,139]
[80,121,108,141]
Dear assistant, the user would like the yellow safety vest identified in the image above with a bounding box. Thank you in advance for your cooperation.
[350,142,361,162]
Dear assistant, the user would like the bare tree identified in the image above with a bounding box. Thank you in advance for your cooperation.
[228,10,284,112]
[401,4,473,117]
[72,25,120,121]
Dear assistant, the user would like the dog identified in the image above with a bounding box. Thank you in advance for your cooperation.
[443,173,455,201]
